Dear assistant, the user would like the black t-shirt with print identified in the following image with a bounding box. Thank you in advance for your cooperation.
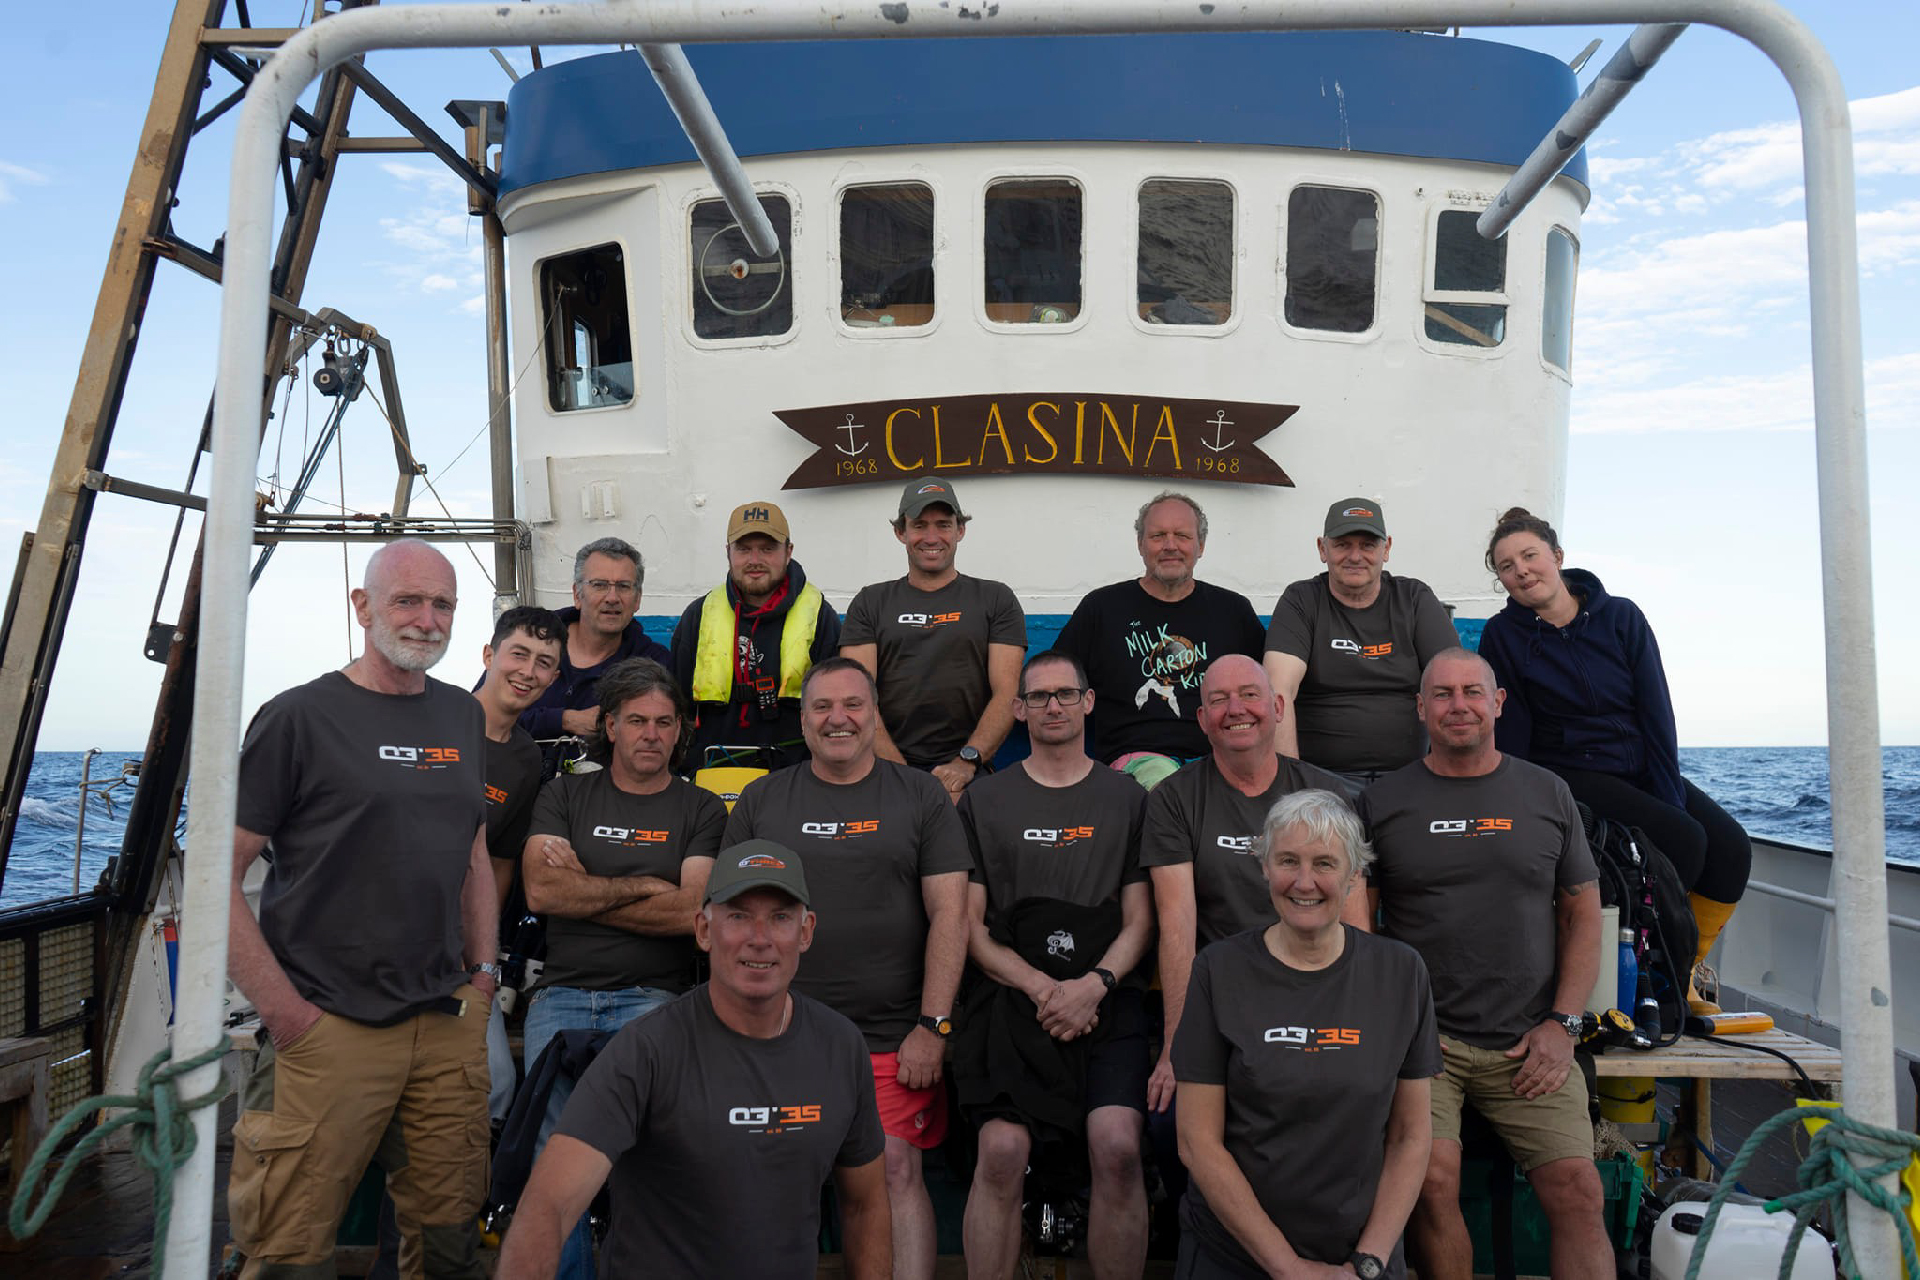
[1173,927,1441,1276]
[557,987,885,1280]
[1139,755,1354,947]
[726,761,973,1049]
[528,771,726,991]
[1056,579,1265,762]
[840,574,1027,768]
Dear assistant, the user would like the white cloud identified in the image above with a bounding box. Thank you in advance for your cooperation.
[420,273,460,293]
[0,160,50,203]
[1688,86,1920,193]
[1571,351,1920,435]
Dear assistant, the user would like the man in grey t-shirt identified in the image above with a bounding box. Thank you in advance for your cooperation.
[1141,654,1356,1114]
[1262,497,1459,780]
[725,656,970,1280]
[497,843,890,1280]
[956,650,1154,1279]
[840,475,1026,801]
[226,539,494,1278]
[1360,649,1609,1280]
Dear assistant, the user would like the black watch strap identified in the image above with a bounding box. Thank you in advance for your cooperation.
[1349,1252,1385,1280]
[1091,967,1116,990]
[917,1014,953,1038]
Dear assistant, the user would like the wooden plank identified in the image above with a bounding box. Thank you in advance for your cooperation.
[0,1035,53,1071]
[1591,1029,1844,1081]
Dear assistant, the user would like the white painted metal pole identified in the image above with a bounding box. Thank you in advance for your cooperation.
[637,43,779,258]
[177,2,1890,1274]
[1478,23,1687,239]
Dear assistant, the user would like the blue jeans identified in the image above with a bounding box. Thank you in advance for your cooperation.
[521,985,676,1280]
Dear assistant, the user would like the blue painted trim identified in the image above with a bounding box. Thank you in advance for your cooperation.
[502,33,1586,196]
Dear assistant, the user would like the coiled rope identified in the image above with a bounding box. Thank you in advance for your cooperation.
[6,1041,230,1276]
[1684,1103,1920,1280]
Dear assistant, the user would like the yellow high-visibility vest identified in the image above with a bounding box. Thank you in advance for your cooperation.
[690,580,822,704]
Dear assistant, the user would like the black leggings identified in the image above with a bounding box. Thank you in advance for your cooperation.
[1549,767,1752,905]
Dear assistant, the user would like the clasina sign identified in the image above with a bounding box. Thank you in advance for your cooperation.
[776,393,1297,490]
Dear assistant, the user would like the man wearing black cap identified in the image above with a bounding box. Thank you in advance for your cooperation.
[669,499,841,770]
[841,475,1027,802]
[1262,498,1459,784]
[497,840,891,1280]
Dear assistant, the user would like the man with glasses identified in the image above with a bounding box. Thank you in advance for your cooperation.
[953,650,1153,1280]
[521,537,674,771]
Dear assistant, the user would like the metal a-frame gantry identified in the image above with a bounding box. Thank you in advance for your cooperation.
[0,0,516,1086]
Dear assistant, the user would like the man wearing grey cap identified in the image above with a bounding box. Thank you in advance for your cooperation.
[841,475,1027,802]
[1262,498,1459,783]
[669,499,842,770]
[497,840,891,1280]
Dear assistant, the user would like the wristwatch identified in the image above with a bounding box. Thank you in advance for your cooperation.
[1091,967,1116,990]
[917,1014,954,1038]
[467,962,502,983]
[1547,1011,1583,1038]
[1348,1252,1385,1279]
[957,745,983,770]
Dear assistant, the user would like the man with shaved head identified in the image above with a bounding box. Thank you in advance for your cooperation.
[226,538,497,1279]
[1360,649,1609,1280]
[1139,654,1356,1114]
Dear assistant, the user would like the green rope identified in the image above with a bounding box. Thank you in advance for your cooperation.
[6,1040,230,1275]
[1683,1103,1920,1280]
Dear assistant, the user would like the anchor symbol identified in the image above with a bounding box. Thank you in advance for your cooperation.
[1202,411,1236,454]
[836,414,868,457]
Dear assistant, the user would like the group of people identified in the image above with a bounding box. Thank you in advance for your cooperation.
[220,478,1751,1280]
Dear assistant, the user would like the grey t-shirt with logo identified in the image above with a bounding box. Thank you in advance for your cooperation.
[528,770,726,992]
[556,987,885,1280]
[1359,757,1599,1047]
[959,763,1147,911]
[840,573,1027,768]
[1265,571,1460,774]
[1173,927,1441,1276]
[726,760,973,1050]
[236,671,485,1026]
[1140,755,1354,947]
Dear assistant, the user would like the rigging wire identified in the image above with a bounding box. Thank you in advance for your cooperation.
[338,388,352,663]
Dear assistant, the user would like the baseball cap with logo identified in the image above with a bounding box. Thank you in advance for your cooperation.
[896,475,966,521]
[726,500,791,545]
[1324,497,1388,539]
[703,839,811,907]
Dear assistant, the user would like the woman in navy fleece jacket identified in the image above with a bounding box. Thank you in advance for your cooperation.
[1476,507,1749,1015]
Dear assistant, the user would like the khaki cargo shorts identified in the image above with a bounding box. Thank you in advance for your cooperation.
[1429,1036,1592,1171]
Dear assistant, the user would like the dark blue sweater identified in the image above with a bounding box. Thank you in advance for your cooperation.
[1476,568,1685,808]
[517,605,673,742]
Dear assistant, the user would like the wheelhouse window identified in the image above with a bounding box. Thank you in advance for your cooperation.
[841,183,935,329]
[1284,185,1380,333]
[1425,209,1507,348]
[1137,179,1234,325]
[691,194,792,340]
[540,243,633,412]
[983,178,1082,324]
[1542,227,1578,373]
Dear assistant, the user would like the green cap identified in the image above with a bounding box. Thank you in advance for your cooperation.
[1324,498,1387,539]
[704,839,811,907]
[897,475,965,521]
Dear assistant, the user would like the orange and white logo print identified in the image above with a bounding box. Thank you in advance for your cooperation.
[377,744,462,769]
[1330,638,1393,658]
[897,611,963,628]
[1264,1025,1363,1051]
[799,819,880,840]
[1427,818,1514,838]
[1022,825,1096,848]
[591,825,671,847]
[737,852,787,869]
[728,1102,825,1134]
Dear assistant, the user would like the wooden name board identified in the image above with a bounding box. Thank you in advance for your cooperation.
[776,393,1296,490]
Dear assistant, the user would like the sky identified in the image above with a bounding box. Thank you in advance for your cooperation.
[0,2,1915,751]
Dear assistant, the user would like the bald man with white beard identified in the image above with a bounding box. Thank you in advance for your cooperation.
[225,539,497,1279]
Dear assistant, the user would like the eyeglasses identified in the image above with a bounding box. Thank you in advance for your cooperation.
[1020,687,1086,709]
[583,579,638,596]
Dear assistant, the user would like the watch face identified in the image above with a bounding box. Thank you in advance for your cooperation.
[1352,1255,1384,1279]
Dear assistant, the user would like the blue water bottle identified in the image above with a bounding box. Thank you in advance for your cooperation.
[1616,928,1639,1012]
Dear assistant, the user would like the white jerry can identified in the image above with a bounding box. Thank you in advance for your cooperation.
[1649,1202,1835,1280]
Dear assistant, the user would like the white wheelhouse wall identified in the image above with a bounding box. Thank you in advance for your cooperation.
[182,3,1888,1274]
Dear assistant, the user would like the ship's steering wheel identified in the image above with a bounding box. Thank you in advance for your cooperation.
[698,222,787,317]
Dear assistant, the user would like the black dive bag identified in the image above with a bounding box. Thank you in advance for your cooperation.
[1578,802,1698,1039]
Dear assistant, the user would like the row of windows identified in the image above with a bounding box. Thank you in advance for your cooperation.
[540,180,1578,413]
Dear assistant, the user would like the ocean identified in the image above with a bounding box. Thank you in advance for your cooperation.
[2,746,1917,910]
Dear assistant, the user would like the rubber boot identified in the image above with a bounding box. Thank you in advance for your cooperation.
[1687,892,1737,1015]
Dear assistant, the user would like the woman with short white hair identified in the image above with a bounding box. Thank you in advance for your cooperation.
[1173,789,1439,1279]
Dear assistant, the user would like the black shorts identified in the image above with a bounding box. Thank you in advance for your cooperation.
[1085,984,1151,1115]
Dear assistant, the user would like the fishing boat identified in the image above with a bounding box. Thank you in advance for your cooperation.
[0,1,1903,1275]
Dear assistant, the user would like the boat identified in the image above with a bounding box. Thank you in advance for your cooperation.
[0,1,1902,1275]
